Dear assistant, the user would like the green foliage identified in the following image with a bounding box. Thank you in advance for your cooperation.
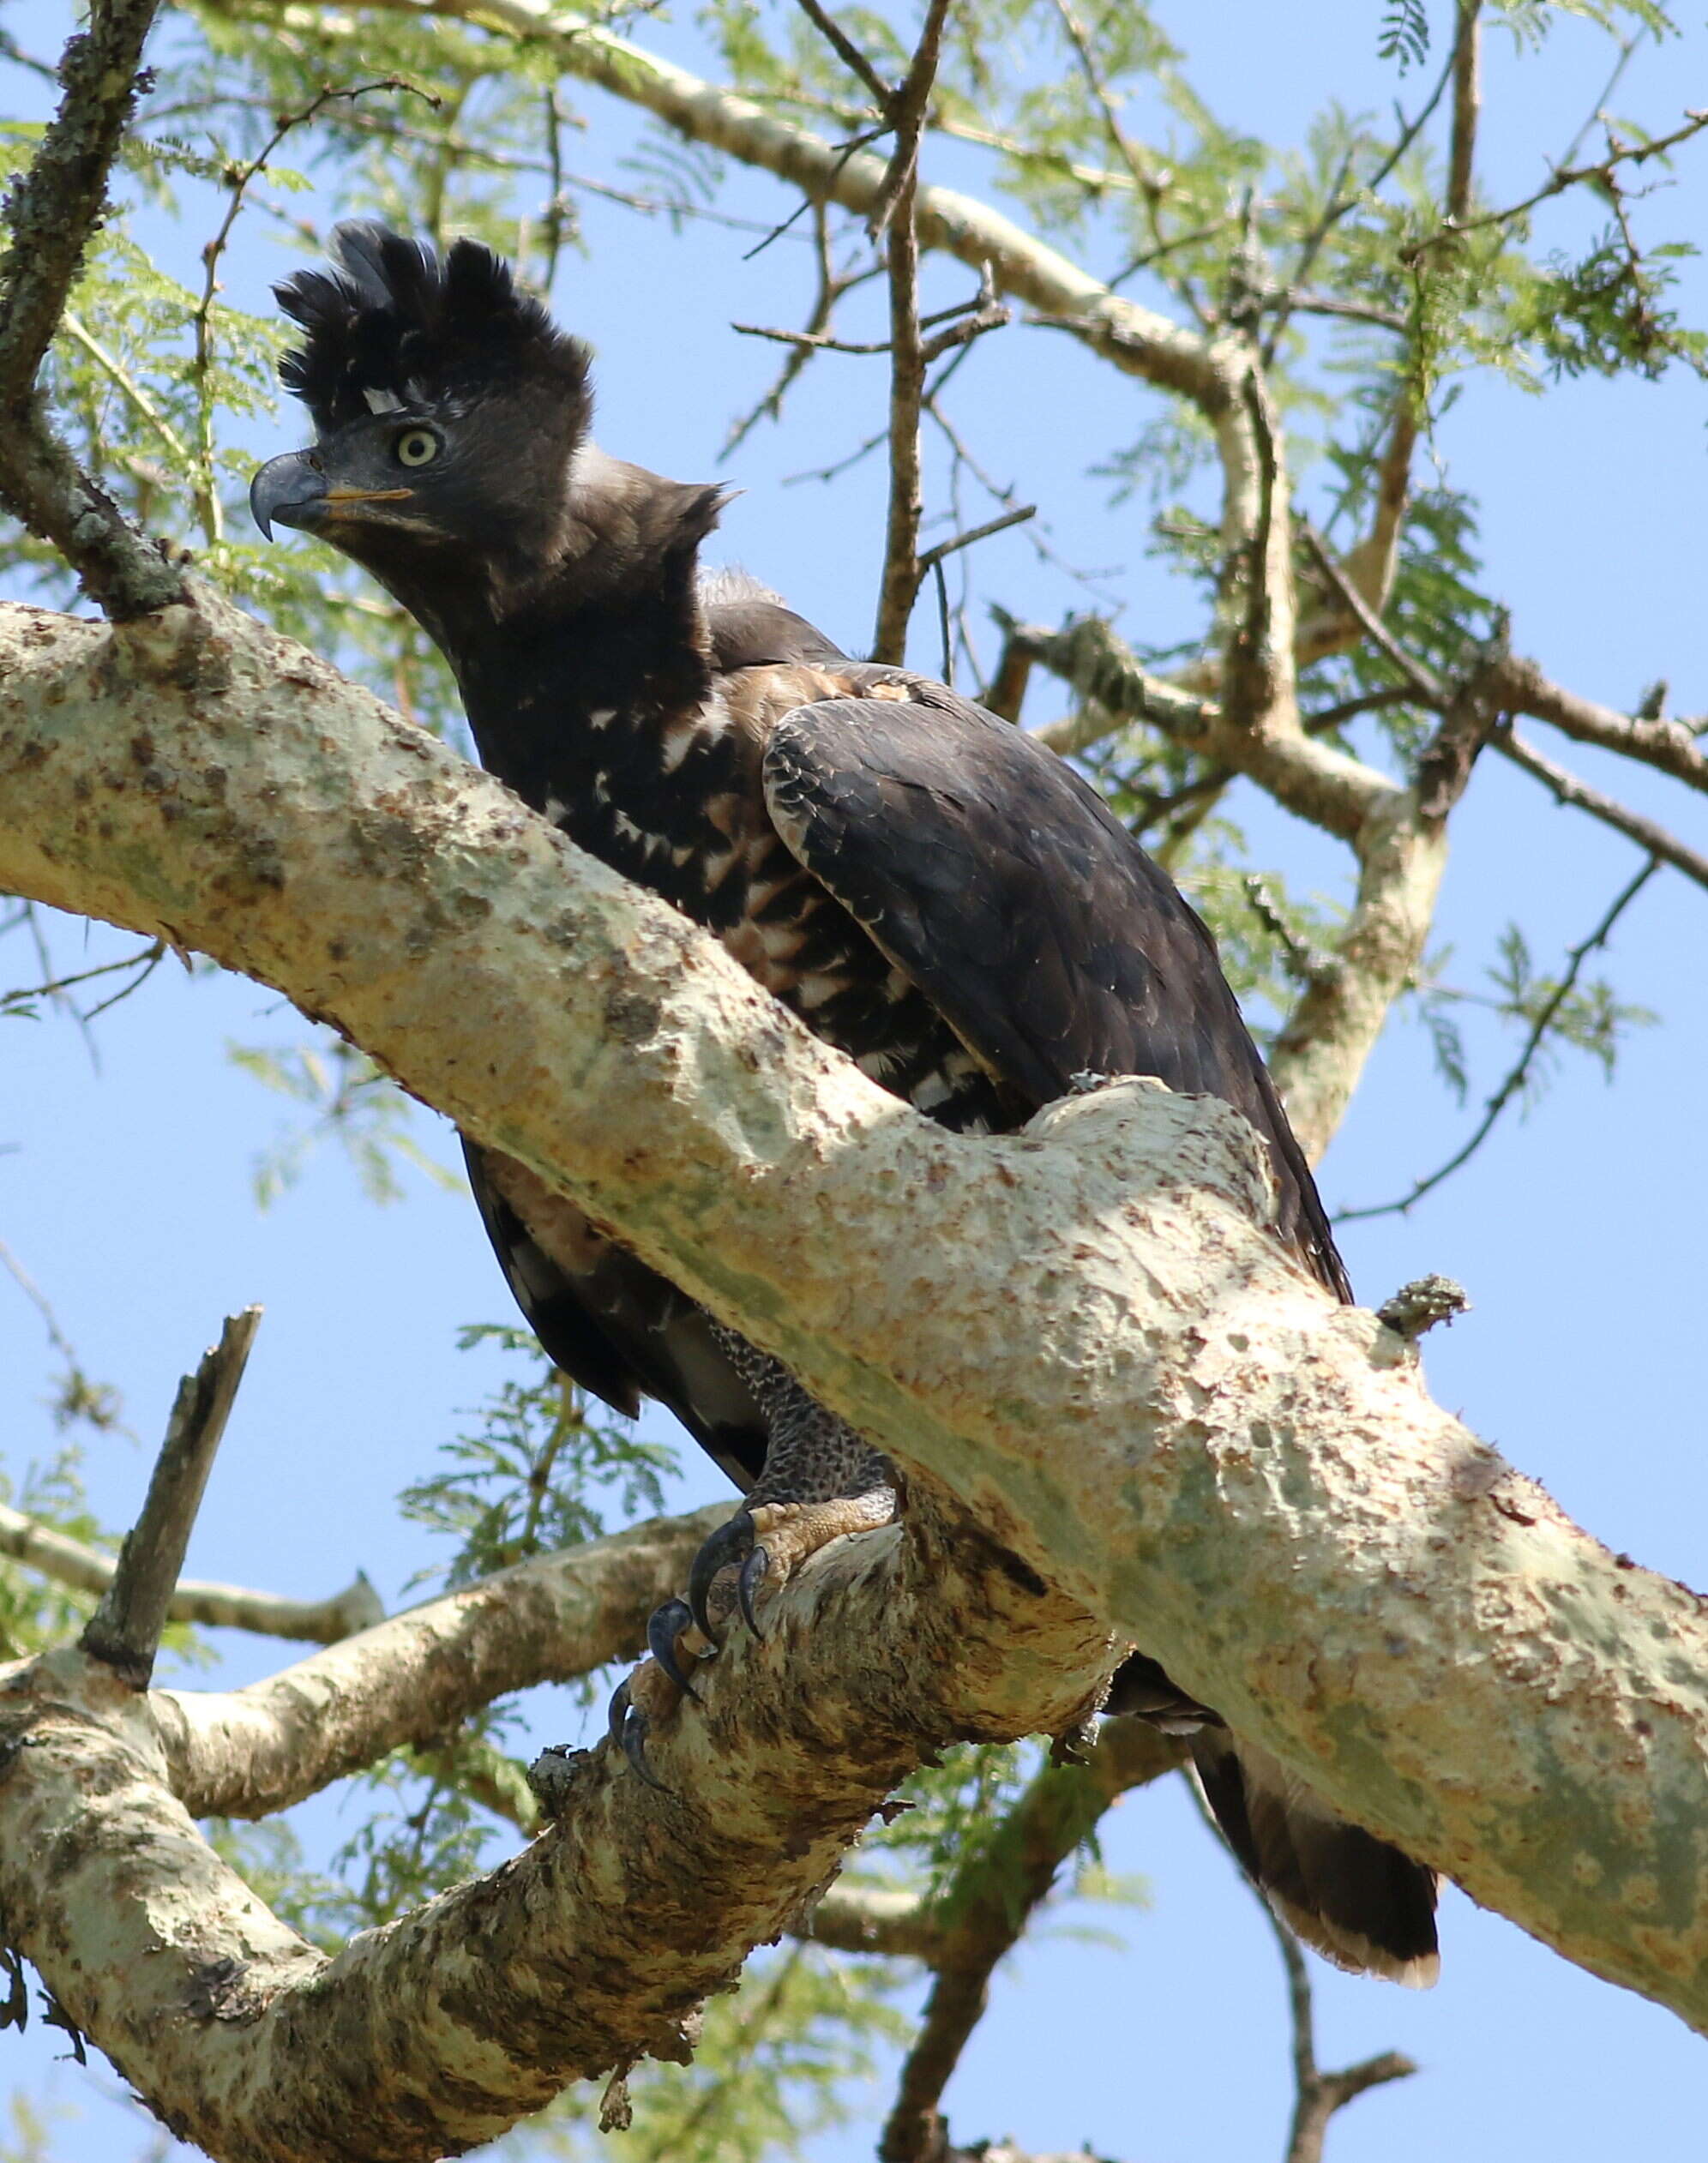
[1414,918,1657,1114]
[225,1033,459,1207]
[0,1449,109,1662]
[401,1325,677,1589]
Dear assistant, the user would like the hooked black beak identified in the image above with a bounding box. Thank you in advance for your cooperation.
[250,450,326,541]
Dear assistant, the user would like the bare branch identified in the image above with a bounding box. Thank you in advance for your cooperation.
[915,502,1037,576]
[81,1308,262,1686]
[0,1500,382,1646]
[1298,522,1443,706]
[880,1721,1180,2163]
[870,0,952,660]
[1447,1,1482,226]
[0,0,185,617]
[1410,105,1708,255]
[1493,727,1708,894]
[1490,653,1708,796]
[788,0,891,111]
[873,158,926,662]
[1337,854,1659,1224]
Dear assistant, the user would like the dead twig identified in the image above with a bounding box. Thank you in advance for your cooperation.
[81,1307,262,1685]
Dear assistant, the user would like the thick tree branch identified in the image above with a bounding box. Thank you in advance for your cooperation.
[10,1498,1106,2163]
[1013,615,1391,843]
[3,589,1708,2151]
[155,1504,729,1818]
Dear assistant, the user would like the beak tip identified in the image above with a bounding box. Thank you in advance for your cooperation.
[249,450,322,545]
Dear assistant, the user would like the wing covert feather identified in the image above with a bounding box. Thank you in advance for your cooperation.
[762,694,1350,1299]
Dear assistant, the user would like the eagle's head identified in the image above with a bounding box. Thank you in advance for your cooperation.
[251,225,607,634]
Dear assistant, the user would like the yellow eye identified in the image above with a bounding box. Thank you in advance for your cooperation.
[394,428,438,469]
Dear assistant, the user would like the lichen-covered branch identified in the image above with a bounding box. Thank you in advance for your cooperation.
[1491,652,1708,796]
[155,1504,729,1818]
[2,587,1706,2058]
[8,1499,1107,2163]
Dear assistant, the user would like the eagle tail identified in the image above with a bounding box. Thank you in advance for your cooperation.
[1189,1729,1440,1987]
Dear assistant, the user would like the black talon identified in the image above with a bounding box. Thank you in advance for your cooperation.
[605,1677,668,1791]
[687,1509,755,1641]
[737,1544,770,1636]
[607,1676,634,1750]
[647,1597,701,1702]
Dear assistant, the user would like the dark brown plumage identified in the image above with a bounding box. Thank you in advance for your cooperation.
[251,223,1438,1986]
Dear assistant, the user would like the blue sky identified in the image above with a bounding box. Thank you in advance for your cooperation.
[3,1,1708,2156]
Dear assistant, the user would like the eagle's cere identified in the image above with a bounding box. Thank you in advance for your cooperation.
[251,222,1440,1988]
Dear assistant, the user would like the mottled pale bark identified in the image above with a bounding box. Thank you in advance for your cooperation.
[153,1505,729,1818]
[1,588,1706,2154]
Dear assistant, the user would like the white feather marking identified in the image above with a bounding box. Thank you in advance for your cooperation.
[611,809,671,859]
[588,707,616,729]
[362,386,406,415]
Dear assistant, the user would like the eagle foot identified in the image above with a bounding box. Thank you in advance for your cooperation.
[689,1491,898,1643]
[609,1489,898,1786]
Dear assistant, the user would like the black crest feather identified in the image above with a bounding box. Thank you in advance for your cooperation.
[275,221,591,435]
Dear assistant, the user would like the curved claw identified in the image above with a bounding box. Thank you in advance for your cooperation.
[688,1509,755,1642]
[647,1597,701,1703]
[607,1676,635,1750]
[737,1543,771,1637]
[605,1677,668,1792]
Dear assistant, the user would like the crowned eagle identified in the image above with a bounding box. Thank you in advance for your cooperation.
[251,224,1438,1986]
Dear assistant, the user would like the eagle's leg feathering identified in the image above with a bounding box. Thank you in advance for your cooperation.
[610,1330,895,1775]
